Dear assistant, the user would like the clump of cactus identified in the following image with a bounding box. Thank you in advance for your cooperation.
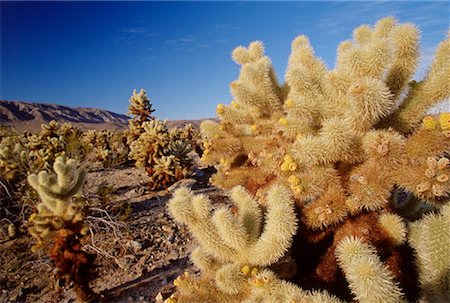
[127,90,197,189]
[28,157,97,302]
[166,17,450,302]
[129,118,194,189]
[83,129,129,167]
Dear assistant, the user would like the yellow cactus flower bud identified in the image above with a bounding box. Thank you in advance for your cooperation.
[251,267,259,277]
[250,124,258,133]
[296,133,304,141]
[164,298,177,303]
[231,100,239,109]
[283,154,294,163]
[279,117,288,126]
[216,104,224,115]
[288,175,300,186]
[422,116,437,130]
[285,99,294,108]
[241,265,250,275]
[173,278,181,286]
[203,149,210,155]
[439,112,450,130]
[293,185,303,194]
[281,161,290,172]
[29,214,36,222]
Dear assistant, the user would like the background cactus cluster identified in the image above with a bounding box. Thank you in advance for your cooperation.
[83,129,130,168]
[166,17,450,302]
[127,89,201,190]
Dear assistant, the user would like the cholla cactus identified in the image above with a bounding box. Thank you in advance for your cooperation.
[28,157,87,247]
[28,157,96,302]
[166,185,341,302]
[127,89,155,143]
[83,129,129,167]
[127,91,195,189]
[197,17,450,301]
[408,203,450,301]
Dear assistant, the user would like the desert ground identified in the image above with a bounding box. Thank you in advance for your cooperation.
[0,163,224,303]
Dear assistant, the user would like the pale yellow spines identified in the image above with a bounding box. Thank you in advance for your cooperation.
[408,203,450,301]
[243,269,343,303]
[384,23,420,100]
[290,117,356,166]
[232,41,265,65]
[127,88,154,123]
[353,24,372,44]
[215,103,254,125]
[28,157,87,245]
[168,185,297,266]
[336,236,406,303]
[230,186,262,242]
[287,35,327,87]
[200,120,222,140]
[378,213,407,245]
[248,185,297,266]
[190,247,221,275]
[215,263,249,295]
[230,41,283,114]
[373,16,396,38]
[345,77,394,132]
[391,31,450,132]
[28,157,86,214]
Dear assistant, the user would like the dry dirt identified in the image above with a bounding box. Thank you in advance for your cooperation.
[0,165,228,303]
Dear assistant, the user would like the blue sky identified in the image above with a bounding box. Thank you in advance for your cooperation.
[1,1,449,120]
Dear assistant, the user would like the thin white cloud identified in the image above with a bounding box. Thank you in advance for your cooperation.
[179,37,198,43]
[118,28,146,34]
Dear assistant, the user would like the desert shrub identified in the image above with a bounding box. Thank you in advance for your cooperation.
[165,17,450,303]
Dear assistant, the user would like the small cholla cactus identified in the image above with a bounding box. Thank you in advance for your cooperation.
[127,90,195,189]
[28,157,88,248]
[127,89,155,143]
[28,157,96,302]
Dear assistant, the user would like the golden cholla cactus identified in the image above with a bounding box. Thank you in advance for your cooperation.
[198,17,450,302]
[28,157,88,249]
[27,156,96,302]
[408,203,450,302]
[129,118,195,189]
[336,236,406,303]
[166,185,341,303]
[127,89,155,144]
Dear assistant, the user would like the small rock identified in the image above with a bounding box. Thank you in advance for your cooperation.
[127,296,134,302]
[161,278,168,286]
[127,240,142,252]
[167,232,175,244]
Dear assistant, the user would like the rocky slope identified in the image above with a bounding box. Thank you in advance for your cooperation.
[0,100,130,132]
[0,100,210,132]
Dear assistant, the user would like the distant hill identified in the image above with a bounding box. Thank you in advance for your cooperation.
[0,100,211,132]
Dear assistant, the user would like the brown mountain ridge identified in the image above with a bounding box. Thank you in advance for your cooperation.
[0,100,207,132]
